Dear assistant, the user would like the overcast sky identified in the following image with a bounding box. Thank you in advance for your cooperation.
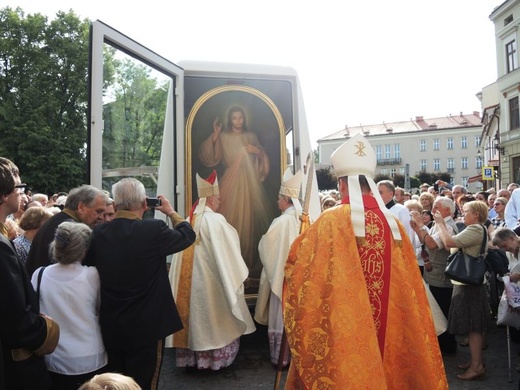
[7,0,501,146]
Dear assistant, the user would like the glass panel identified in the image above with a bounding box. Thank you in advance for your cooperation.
[100,46,172,203]
[286,128,294,169]
[513,156,520,184]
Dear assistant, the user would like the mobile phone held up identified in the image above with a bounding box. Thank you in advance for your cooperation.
[146,197,161,208]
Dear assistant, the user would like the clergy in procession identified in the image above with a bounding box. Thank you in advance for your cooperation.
[254,168,303,367]
[166,170,256,371]
[283,133,448,389]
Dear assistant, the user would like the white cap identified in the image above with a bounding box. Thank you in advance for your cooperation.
[330,133,401,242]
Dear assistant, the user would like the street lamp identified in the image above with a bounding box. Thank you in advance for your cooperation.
[493,137,505,156]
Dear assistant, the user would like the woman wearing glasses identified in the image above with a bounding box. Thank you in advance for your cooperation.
[491,197,508,228]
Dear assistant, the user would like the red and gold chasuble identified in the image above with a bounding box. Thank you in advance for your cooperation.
[283,195,447,389]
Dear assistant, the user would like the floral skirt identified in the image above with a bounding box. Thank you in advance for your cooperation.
[175,339,240,370]
[448,284,490,335]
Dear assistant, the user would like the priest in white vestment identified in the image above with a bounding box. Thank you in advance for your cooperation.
[166,170,255,370]
[254,168,303,367]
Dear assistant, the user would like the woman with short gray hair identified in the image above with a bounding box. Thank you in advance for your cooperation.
[31,221,107,389]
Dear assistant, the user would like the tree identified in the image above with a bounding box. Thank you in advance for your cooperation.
[409,176,421,191]
[0,7,91,194]
[416,171,452,187]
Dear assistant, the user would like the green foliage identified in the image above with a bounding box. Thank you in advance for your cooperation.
[316,168,337,191]
[0,7,90,194]
[373,173,421,192]
[415,171,452,187]
[374,174,403,185]
[0,7,165,196]
[409,176,421,190]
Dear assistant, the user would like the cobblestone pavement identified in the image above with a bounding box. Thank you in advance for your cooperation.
[158,322,520,389]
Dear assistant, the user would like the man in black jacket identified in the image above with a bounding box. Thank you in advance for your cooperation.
[87,178,195,390]
[0,157,59,390]
[26,184,110,276]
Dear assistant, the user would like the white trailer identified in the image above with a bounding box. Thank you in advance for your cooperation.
[88,20,319,289]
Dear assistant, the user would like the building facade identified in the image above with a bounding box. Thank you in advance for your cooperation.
[481,0,520,188]
[317,113,484,192]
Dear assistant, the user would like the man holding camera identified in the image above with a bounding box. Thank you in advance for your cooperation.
[87,178,196,390]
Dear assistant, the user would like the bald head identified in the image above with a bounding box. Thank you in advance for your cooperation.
[497,188,511,201]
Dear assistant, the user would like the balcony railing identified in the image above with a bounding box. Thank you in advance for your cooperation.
[376,158,402,166]
[447,168,455,173]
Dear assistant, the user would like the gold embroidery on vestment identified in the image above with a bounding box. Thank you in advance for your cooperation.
[359,210,385,332]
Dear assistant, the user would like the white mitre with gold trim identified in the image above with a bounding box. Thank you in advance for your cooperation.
[280,168,303,213]
[330,133,401,242]
[189,170,221,235]
[196,171,219,198]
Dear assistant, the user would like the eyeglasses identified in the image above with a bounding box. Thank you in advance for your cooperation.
[493,203,504,207]
[14,184,27,194]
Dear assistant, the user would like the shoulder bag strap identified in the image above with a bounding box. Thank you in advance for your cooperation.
[479,224,487,256]
[36,266,46,301]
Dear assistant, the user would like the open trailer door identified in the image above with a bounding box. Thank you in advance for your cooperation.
[88,20,185,215]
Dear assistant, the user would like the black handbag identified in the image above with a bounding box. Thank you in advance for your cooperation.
[444,224,488,285]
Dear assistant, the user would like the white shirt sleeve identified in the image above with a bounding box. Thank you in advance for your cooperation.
[506,189,520,228]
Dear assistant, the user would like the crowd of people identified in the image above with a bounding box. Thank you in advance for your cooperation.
[0,152,298,389]
[5,132,520,389]
[0,158,197,390]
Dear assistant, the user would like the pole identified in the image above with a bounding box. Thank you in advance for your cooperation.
[273,154,314,390]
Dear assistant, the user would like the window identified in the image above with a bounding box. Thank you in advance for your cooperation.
[506,39,518,73]
[447,158,454,169]
[399,167,406,175]
[461,157,468,169]
[514,156,520,184]
[380,168,388,175]
[433,139,439,150]
[394,144,400,159]
[433,159,440,171]
[420,160,427,171]
[375,145,382,161]
[420,140,426,151]
[385,144,391,159]
[476,156,482,169]
[510,96,520,130]
[390,168,396,177]
[505,14,514,26]
[461,177,468,187]
[461,137,468,149]
[447,138,454,150]
[475,135,481,148]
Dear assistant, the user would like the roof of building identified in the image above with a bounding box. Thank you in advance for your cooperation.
[318,111,482,142]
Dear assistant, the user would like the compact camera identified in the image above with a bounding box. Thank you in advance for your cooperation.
[146,197,162,208]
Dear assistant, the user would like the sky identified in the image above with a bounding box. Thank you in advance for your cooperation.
[5,0,502,146]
